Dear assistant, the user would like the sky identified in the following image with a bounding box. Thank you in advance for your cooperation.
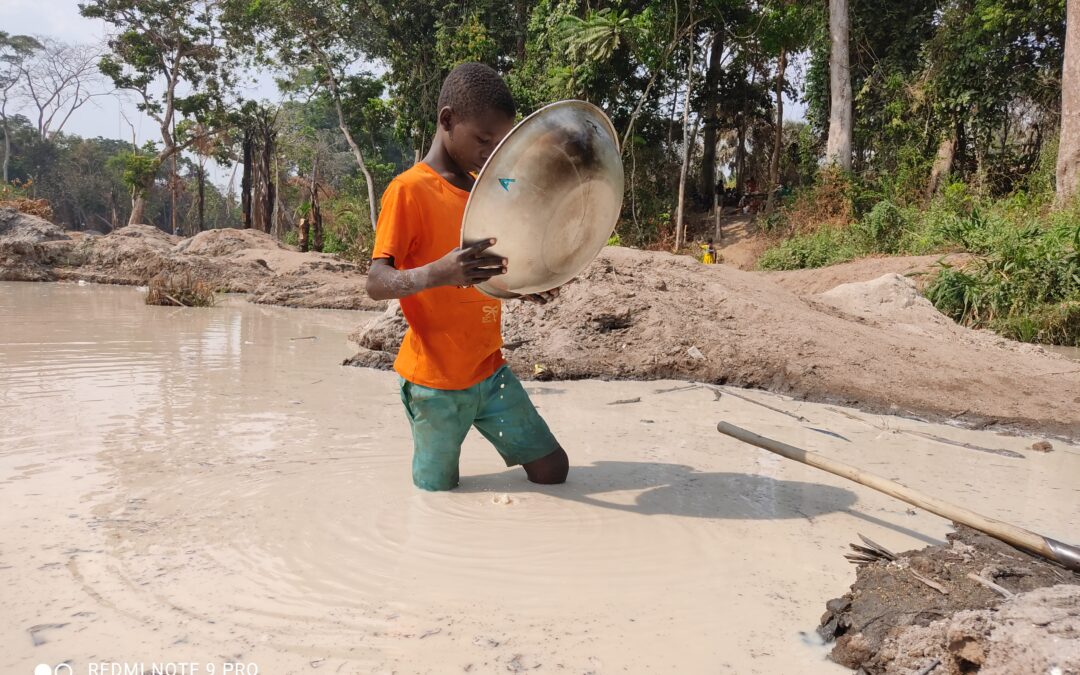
[2,0,807,188]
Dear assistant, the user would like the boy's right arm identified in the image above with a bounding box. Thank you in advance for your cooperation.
[366,238,506,301]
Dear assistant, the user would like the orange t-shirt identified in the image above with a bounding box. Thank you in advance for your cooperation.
[372,162,504,390]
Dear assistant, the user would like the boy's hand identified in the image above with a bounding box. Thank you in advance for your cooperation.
[520,287,561,305]
[430,238,506,288]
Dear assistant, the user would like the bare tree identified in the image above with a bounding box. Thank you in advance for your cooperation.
[1057,0,1080,204]
[0,32,42,183]
[824,0,852,171]
[19,38,109,141]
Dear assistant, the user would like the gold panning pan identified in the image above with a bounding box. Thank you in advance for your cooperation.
[461,100,624,299]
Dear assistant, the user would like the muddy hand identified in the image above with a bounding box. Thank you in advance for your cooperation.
[520,287,561,305]
[430,238,506,288]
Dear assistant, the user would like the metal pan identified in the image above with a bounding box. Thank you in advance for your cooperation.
[460,100,624,299]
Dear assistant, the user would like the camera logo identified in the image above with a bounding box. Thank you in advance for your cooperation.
[35,665,73,675]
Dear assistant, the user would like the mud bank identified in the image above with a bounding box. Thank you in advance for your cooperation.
[0,208,385,310]
[350,246,1080,439]
[819,526,1080,674]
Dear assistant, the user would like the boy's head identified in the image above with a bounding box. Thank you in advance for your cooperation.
[436,62,516,173]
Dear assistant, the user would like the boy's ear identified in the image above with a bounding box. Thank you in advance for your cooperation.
[438,106,454,133]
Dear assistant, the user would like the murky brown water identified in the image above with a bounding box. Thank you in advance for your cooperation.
[3,282,1078,674]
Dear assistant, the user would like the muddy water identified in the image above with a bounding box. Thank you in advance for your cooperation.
[3,282,1078,675]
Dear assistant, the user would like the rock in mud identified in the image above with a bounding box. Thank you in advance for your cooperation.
[349,302,408,352]
[819,525,1080,673]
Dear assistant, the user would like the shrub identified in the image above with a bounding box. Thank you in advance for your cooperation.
[145,271,216,307]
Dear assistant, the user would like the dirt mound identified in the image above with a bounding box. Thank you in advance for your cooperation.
[0,207,68,244]
[819,525,1080,673]
[249,261,383,310]
[765,253,969,295]
[345,246,1080,437]
[0,207,71,281]
[868,585,1080,675]
[174,228,291,257]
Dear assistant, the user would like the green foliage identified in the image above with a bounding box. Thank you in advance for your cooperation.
[757,228,861,270]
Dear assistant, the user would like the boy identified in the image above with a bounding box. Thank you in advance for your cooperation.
[365,63,569,492]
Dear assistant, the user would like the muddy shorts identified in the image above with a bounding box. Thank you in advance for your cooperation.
[399,365,560,491]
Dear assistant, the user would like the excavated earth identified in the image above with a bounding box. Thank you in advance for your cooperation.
[5,208,1078,437]
[819,525,1079,674]
[351,247,1080,439]
[0,208,384,310]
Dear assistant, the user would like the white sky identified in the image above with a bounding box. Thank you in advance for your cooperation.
[1,0,807,189]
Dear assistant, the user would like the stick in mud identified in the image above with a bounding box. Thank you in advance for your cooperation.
[715,420,1080,572]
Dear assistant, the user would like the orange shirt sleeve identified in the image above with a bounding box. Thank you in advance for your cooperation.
[372,179,417,266]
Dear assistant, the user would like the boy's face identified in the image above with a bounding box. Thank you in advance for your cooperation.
[441,106,515,174]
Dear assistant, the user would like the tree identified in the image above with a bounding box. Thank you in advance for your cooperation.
[18,38,110,141]
[824,0,852,170]
[80,0,235,226]
[223,0,380,231]
[1059,0,1080,203]
[0,32,42,183]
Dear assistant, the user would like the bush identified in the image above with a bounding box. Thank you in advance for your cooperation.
[757,227,861,270]
[145,271,216,307]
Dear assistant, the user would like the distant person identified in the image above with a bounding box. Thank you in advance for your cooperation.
[365,63,568,492]
[701,239,717,265]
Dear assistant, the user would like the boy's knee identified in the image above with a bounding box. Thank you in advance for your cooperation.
[524,447,569,485]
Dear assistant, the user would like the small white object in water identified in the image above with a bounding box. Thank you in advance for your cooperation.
[498,431,504,437]
[492,493,513,505]
[77,279,88,286]
[135,285,148,292]
[500,383,505,389]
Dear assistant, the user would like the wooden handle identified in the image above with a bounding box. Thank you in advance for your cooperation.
[716,421,1080,572]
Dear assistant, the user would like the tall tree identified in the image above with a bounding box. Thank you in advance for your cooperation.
[0,32,42,183]
[81,0,235,226]
[824,0,852,170]
[1059,0,1080,203]
[223,0,380,230]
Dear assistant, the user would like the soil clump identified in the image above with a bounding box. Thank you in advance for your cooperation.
[819,525,1080,674]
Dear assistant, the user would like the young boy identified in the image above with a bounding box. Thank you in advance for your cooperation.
[365,63,569,492]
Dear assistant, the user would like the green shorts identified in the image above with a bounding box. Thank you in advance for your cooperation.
[399,365,561,491]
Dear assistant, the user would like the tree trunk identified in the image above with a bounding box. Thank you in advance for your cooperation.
[824,0,852,170]
[765,48,787,215]
[170,154,179,235]
[700,30,724,197]
[261,129,275,233]
[241,130,253,229]
[129,194,146,226]
[1058,0,1080,204]
[1,117,9,184]
[735,116,746,194]
[196,164,205,232]
[926,124,957,199]
[674,28,697,252]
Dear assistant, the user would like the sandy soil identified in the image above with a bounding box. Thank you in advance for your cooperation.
[765,253,971,295]
[352,247,1080,439]
[3,282,1077,674]
[819,525,1080,672]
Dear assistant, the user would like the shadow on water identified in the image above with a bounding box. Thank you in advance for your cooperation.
[459,460,942,545]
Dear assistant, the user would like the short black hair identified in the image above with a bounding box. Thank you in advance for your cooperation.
[437,62,516,121]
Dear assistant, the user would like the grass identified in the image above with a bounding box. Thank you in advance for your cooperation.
[756,179,1080,346]
[145,271,216,307]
